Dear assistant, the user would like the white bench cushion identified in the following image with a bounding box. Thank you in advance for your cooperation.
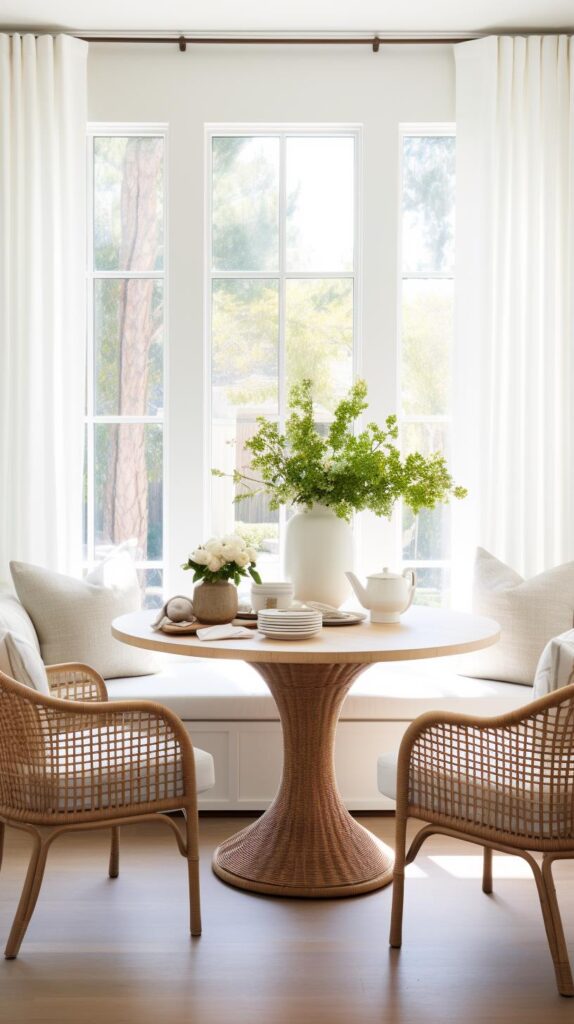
[378,748,574,839]
[377,752,398,801]
[40,730,214,813]
[105,656,530,722]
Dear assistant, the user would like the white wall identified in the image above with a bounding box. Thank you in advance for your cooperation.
[88,43,455,591]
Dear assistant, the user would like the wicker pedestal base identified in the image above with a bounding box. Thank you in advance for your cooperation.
[213,662,394,897]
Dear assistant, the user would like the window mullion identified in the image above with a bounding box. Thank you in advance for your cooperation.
[278,133,288,559]
[86,133,95,565]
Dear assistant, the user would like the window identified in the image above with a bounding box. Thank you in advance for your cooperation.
[399,127,455,606]
[85,127,167,607]
[207,128,359,575]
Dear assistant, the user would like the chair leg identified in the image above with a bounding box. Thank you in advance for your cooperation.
[5,829,51,959]
[482,846,493,895]
[0,822,5,872]
[389,809,408,949]
[109,827,120,879]
[541,856,574,997]
[184,809,201,937]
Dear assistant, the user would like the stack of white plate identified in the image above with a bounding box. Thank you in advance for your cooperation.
[257,608,322,640]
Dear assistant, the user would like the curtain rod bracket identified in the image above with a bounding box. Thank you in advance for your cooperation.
[178,35,187,53]
[372,37,380,53]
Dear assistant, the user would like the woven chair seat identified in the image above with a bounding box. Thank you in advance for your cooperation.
[17,727,215,814]
[378,750,574,840]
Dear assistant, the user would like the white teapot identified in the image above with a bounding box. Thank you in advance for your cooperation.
[345,567,416,623]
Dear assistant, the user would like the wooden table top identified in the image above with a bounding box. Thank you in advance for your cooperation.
[112,607,500,665]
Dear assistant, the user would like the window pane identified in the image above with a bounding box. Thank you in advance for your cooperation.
[402,422,451,562]
[286,137,354,272]
[94,279,163,416]
[403,413,449,458]
[401,278,453,417]
[211,416,280,581]
[408,567,451,608]
[402,135,455,274]
[94,423,163,561]
[212,137,279,271]
[94,136,164,272]
[212,279,279,402]
[211,279,279,549]
[286,279,353,414]
[402,505,450,562]
[138,568,164,609]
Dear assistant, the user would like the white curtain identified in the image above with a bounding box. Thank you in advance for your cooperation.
[0,34,88,579]
[452,35,574,598]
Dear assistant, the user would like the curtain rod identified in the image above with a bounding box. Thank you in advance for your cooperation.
[77,35,476,52]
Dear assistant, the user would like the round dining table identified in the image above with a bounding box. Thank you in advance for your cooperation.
[112,606,499,899]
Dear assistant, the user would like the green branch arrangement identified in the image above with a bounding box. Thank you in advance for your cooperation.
[213,378,467,523]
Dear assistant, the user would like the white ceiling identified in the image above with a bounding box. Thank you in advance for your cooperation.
[0,0,573,35]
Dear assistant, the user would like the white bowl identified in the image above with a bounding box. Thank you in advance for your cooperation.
[251,585,292,593]
[251,582,295,611]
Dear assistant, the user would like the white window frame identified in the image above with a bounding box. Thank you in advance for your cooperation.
[397,122,456,598]
[85,123,169,591]
[204,124,363,556]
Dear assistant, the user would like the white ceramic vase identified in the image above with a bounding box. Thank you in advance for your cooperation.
[283,504,354,608]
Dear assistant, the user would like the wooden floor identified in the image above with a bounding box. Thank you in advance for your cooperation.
[0,815,573,1024]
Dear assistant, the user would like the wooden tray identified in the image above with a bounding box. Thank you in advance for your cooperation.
[159,617,258,635]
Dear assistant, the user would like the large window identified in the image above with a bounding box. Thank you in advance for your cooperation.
[399,127,455,606]
[85,127,166,606]
[207,129,359,575]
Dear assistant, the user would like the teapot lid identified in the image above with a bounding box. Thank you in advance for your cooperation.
[367,566,403,580]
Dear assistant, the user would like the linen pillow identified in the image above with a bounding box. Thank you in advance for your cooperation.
[10,558,157,680]
[533,630,574,699]
[0,630,50,695]
[459,548,574,686]
[0,585,41,651]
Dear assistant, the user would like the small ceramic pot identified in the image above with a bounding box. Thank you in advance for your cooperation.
[192,581,238,625]
[250,582,295,611]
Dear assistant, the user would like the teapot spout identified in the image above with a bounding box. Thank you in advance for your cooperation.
[345,571,370,608]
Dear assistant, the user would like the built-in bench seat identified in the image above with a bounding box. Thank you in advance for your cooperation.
[106,656,529,811]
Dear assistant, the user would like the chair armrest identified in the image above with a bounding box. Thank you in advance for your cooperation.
[46,663,109,702]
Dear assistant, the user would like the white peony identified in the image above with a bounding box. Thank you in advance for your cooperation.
[234,552,249,568]
[246,547,257,563]
[223,533,244,548]
[223,536,246,559]
[204,538,224,557]
[192,548,209,565]
[207,555,224,572]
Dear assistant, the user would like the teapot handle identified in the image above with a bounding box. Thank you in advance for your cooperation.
[402,568,417,612]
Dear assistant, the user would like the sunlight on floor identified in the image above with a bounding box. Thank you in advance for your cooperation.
[428,855,532,879]
[404,863,427,878]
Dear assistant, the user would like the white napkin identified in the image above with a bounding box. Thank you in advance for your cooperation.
[292,600,366,622]
[196,625,254,641]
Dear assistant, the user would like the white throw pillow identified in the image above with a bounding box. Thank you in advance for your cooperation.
[459,548,574,686]
[10,558,157,680]
[0,585,41,651]
[0,630,50,695]
[533,630,574,699]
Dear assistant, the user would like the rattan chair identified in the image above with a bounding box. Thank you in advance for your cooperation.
[380,684,574,997]
[0,663,214,958]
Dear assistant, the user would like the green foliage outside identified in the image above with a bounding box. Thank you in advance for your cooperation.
[234,521,279,551]
[214,379,466,522]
